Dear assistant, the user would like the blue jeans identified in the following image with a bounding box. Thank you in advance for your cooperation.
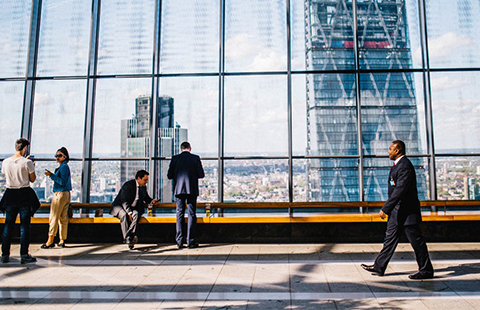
[175,194,197,245]
[2,204,31,256]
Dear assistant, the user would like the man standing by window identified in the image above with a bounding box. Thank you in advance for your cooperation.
[168,142,205,249]
[1,138,39,264]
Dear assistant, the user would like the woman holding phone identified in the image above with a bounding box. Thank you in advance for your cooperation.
[41,147,72,248]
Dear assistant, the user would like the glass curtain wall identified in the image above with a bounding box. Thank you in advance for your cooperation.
[1,0,480,207]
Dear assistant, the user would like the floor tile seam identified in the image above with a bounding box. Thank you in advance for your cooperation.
[6,258,480,267]
[204,252,228,304]
[9,291,480,301]
[170,261,197,293]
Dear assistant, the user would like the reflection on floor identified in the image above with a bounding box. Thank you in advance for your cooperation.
[1,243,480,309]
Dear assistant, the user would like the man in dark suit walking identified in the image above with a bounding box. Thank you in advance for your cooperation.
[361,140,434,279]
[168,141,205,249]
[110,170,158,249]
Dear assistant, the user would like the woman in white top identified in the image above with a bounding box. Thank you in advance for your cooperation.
[0,138,39,264]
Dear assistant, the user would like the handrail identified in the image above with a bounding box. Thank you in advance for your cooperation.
[38,200,480,210]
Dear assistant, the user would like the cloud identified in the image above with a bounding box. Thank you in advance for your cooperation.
[226,33,286,71]
[225,34,258,59]
[246,50,286,71]
[431,75,470,91]
[427,31,473,59]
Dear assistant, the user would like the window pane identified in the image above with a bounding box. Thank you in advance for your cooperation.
[224,159,288,202]
[32,161,82,203]
[291,0,306,71]
[296,158,359,202]
[37,0,91,76]
[157,159,218,203]
[160,0,219,73]
[90,160,147,203]
[431,72,480,154]
[93,78,151,158]
[0,1,31,78]
[426,0,480,68]
[357,0,422,70]
[296,73,357,156]
[436,157,480,201]
[0,82,24,157]
[300,0,355,72]
[361,72,426,155]
[225,0,287,72]
[98,0,155,75]
[224,75,287,156]
[364,157,429,201]
[30,80,87,157]
[158,77,218,157]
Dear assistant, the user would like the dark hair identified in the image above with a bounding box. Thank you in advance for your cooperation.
[57,147,70,163]
[15,138,30,151]
[135,170,149,180]
[180,141,191,150]
[392,140,406,155]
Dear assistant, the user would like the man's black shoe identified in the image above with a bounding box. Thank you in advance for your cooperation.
[1,255,9,263]
[187,243,199,249]
[20,254,37,264]
[176,244,184,250]
[408,272,434,280]
[361,264,384,276]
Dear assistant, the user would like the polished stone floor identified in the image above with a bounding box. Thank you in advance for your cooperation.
[1,242,480,309]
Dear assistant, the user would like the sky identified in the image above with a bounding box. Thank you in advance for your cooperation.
[1,0,480,158]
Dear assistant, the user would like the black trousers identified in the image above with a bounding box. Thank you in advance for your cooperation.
[175,194,197,246]
[374,220,434,275]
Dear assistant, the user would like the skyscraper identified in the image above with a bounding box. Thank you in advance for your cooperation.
[305,0,426,201]
[121,95,187,202]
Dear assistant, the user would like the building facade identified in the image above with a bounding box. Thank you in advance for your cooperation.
[305,0,427,201]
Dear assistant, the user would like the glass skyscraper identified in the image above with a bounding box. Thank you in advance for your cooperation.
[305,0,427,201]
[121,95,187,202]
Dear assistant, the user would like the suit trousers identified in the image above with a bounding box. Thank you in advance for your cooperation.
[374,220,433,275]
[111,206,139,241]
[48,191,71,240]
[175,194,197,245]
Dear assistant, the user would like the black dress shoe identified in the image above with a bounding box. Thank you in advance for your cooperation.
[361,264,384,276]
[176,244,184,250]
[57,242,66,248]
[408,272,434,280]
[41,243,55,249]
[187,243,199,249]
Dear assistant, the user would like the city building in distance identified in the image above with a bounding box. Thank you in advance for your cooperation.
[305,0,427,201]
[121,95,187,202]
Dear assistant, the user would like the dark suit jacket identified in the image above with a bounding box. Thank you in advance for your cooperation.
[110,179,152,215]
[381,156,422,226]
[167,151,205,197]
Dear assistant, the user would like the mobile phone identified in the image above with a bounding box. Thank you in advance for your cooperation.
[29,155,35,161]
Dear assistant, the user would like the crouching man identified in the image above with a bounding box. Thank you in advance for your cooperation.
[110,170,158,249]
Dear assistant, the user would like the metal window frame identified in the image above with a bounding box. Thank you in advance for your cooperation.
[14,0,480,205]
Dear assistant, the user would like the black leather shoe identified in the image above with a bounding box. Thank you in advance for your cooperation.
[1,255,9,263]
[41,243,55,249]
[187,243,199,249]
[57,242,66,248]
[361,264,384,276]
[20,254,37,264]
[408,272,434,280]
[176,244,184,250]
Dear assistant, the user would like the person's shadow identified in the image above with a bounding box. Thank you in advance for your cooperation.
[434,263,480,278]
